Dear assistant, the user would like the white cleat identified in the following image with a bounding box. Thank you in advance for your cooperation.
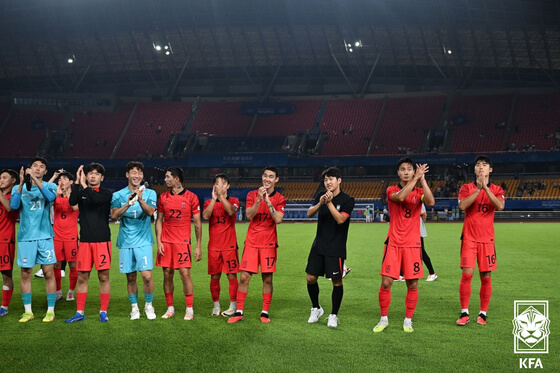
[130,308,141,320]
[308,306,324,323]
[144,305,156,320]
[211,306,221,316]
[327,314,339,328]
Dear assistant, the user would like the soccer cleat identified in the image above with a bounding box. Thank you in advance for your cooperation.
[0,308,8,317]
[99,311,109,322]
[403,319,414,332]
[373,321,389,333]
[426,274,438,282]
[19,312,34,323]
[227,312,244,323]
[221,307,236,317]
[456,312,470,326]
[55,292,64,301]
[477,313,487,325]
[66,291,75,301]
[61,270,66,278]
[260,312,271,323]
[184,310,194,321]
[130,308,141,320]
[212,306,221,316]
[342,266,351,278]
[161,310,175,319]
[65,312,85,323]
[308,306,324,323]
[144,305,156,320]
[34,269,44,278]
[396,276,405,282]
[42,312,55,323]
[327,314,339,328]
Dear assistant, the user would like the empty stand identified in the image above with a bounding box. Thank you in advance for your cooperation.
[371,96,445,155]
[66,103,134,158]
[191,101,253,136]
[1,110,64,158]
[251,100,320,136]
[116,101,192,158]
[321,99,383,156]
[447,94,513,153]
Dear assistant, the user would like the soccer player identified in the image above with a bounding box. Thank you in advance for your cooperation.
[65,163,113,323]
[50,170,79,301]
[111,161,158,320]
[0,169,19,317]
[228,166,286,324]
[202,173,239,317]
[306,167,355,328]
[456,155,505,326]
[10,157,58,322]
[155,167,202,320]
[373,158,434,333]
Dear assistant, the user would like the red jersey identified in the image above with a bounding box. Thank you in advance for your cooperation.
[0,192,18,243]
[386,185,424,247]
[158,189,200,243]
[245,190,286,247]
[53,195,79,241]
[204,196,239,251]
[459,182,505,243]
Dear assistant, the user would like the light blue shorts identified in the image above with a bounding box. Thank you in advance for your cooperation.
[17,238,56,268]
[119,245,154,273]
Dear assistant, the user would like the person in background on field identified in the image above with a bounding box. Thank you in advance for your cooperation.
[373,158,435,333]
[0,169,19,317]
[65,163,113,323]
[203,173,239,317]
[111,161,158,320]
[228,166,285,324]
[456,155,505,326]
[305,167,355,328]
[156,167,202,321]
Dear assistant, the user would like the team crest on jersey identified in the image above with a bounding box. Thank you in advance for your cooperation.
[181,201,186,209]
[412,196,418,204]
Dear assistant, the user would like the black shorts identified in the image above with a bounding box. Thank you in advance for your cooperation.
[305,250,344,279]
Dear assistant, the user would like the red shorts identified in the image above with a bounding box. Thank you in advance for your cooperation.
[156,243,191,269]
[208,248,240,275]
[54,239,78,262]
[380,244,424,280]
[240,245,277,274]
[0,242,15,271]
[77,242,112,271]
[460,240,497,272]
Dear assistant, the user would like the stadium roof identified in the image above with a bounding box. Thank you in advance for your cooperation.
[1,0,560,96]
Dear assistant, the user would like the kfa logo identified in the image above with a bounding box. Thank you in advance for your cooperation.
[512,300,550,354]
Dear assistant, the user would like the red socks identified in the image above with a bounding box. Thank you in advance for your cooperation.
[54,267,62,292]
[69,267,78,291]
[2,287,13,308]
[228,277,239,302]
[165,292,174,307]
[236,291,247,312]
[100,293,110,312]
[76,292,87,312]
[459,272,473,309]
[405,288,418,319]
[378,287,391,317]
[262,292,272,312]
[210,278,220,302]
[185,293,194,308]
[480,277,492,312]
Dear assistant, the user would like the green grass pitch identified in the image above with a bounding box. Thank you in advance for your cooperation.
[1,222,559,372]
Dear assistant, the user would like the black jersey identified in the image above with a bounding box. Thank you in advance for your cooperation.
[310,191,355,258]
[69,184,113,243]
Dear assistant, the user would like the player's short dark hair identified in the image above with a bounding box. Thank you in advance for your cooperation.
[321,167,342,179]
[85,163,105,176]
[166,167,184,183]
[55,171,74,184]
[214,173,229,184]
[397,157,416,171]
[31,156,48,168]
[474,155,493,167]
[263,166,278,177]
[127,161,144,172]
[0,169,18,183]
